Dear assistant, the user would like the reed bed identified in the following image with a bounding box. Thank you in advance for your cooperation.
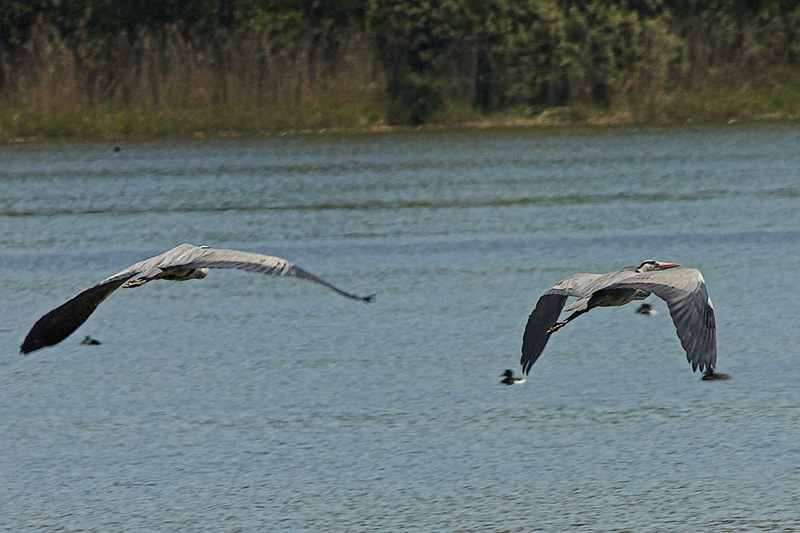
[0,23,383,139]
[1,19,799,141]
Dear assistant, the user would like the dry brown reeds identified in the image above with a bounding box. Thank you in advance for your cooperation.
[0,22,382,137]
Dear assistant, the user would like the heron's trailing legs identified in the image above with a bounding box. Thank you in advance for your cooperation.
[547,310,586,335]
[122,278,150,288]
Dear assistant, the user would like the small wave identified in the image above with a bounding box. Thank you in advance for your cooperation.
[0,189,744,218]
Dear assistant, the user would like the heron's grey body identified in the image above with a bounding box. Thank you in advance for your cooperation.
[521,260,716,375]
[21,243,374,354]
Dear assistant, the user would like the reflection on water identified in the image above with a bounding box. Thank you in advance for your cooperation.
[1,123,800,530]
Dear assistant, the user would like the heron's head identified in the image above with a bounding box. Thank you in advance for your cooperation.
[635,260,680,272]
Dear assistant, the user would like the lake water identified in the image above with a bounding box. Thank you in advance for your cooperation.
[1,123,799,531]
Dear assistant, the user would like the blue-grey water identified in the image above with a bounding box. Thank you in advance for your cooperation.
[1,123,799,531]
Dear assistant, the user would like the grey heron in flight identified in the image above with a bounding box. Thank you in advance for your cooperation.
[21,243,375,354]
[521,260,717,376]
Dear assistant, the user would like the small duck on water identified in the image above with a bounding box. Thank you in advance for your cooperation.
[635,303,657,315]
[702,369,730,381]
[500,369,525,385]
[80,335,102,346]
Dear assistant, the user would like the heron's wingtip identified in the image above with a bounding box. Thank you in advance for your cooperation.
[20,332,45,354]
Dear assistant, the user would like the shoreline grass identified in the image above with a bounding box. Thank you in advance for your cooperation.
[2,51,799,143]
[0,101,389,142]
[3,96,799,143]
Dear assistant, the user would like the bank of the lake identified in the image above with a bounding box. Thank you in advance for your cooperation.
[5,64,800,142]
[3,95,800,143]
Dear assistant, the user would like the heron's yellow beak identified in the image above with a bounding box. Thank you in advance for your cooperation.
[658,262,680,269]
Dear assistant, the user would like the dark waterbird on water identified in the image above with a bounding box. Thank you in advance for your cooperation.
[80,335,102,346]
[521,260,718,377]
[702,369,730,381]
[500,369,526,385]
[635,302,657,315]
[21,243,375,354]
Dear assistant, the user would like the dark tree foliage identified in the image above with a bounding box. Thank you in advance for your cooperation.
[0,1,216,45]
[1,0,799,125]
[368,0,800,121]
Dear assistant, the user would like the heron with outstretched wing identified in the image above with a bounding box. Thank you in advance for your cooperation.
[521,260,717,376]
[21,243,375,354]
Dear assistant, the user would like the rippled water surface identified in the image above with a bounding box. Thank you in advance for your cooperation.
[2,124,800,530]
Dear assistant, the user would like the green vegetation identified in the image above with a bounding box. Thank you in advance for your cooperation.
[1,0,799,140]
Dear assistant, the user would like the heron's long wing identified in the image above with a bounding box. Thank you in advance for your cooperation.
[602,268,716,372]
[521,273,604,374]
[174,246,375,302]
[21,243,373,354]
[17,246,191,354]
[20,278,131,354]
